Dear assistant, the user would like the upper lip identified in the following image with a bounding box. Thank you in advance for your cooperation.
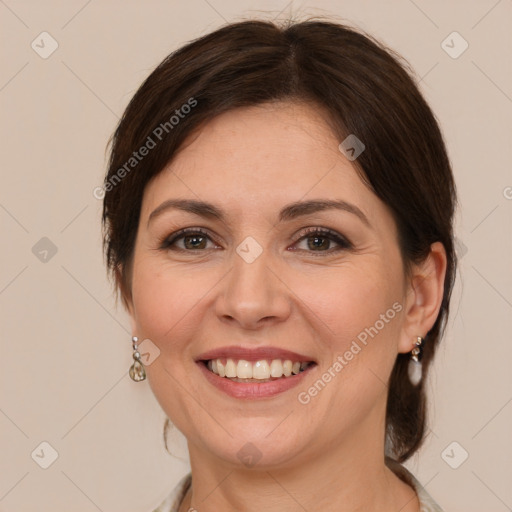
[196,346,316,363]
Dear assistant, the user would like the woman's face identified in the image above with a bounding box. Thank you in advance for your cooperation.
[127,101,418,469]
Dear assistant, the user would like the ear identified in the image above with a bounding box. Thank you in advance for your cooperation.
[115,265,137,334]
[397,241,447,354]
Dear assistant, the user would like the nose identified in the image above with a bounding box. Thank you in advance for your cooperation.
[215,244,292,330]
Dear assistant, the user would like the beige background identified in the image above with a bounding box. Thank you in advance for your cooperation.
[1,0,511,511]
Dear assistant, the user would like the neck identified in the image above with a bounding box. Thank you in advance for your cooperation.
[179,412,419,512]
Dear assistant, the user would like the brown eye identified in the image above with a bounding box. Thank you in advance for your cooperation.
[160,228,218,251]
[292,227,352,254]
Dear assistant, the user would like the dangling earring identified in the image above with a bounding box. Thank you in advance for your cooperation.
[129,336,146,382]
[407,336,423,386]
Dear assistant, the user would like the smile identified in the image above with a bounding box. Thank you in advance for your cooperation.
[204,358,315,382]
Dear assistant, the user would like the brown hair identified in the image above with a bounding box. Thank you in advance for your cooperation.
[102,18,458,462]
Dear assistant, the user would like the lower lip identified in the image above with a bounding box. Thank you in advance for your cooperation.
[197,361,316,399]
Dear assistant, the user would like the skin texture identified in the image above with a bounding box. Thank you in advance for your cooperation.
[124,101,447,512]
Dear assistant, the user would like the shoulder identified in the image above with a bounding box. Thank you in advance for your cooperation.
[386,458,444,512]
[151,472,192,512]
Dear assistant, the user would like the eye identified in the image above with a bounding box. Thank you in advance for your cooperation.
[159,226,353,255]
[159,228,220,251]
[291,227,353,255]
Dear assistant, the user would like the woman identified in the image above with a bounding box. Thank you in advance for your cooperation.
[102,18,457,512]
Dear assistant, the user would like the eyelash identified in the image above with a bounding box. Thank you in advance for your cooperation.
[159,226,353,255]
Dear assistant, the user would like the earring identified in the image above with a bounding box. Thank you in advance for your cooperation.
[129,336,146,382]
[407,336,423,386]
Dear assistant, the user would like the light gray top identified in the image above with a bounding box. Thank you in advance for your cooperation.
[152,461,443,512]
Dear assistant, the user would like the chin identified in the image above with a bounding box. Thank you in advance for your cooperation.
[196,418,313,470]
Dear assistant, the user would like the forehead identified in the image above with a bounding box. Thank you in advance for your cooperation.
[171,101,344,181]
[140,101,387,230]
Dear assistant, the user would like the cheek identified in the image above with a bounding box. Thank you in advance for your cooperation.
[130,258,203,346]
[296,261,403,400]
[297,262,398,341]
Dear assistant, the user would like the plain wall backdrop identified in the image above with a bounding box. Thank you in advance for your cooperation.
[1,1,511,511]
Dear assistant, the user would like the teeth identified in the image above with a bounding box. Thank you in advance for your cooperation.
[205,358,313,380]
[225,358,237,378]
[217,360,226,377]
[270,359,283,377]
[253,360,270,379]
[237,360,253,379]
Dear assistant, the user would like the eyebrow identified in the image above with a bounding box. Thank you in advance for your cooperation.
[147,198,372,228]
